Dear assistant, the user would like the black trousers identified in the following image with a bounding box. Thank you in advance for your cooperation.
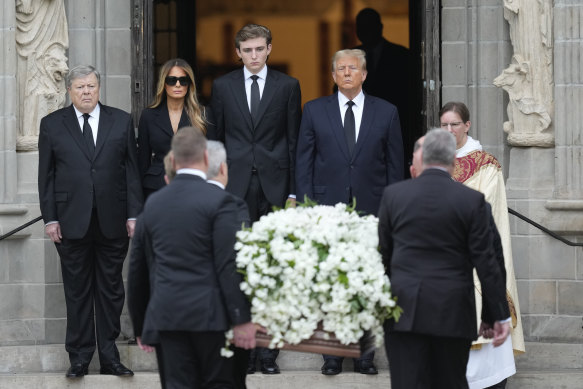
[159,331,236,389]
[323,349,375,364]
[55,210,128,365]
[386,331,472,389]
[244,171,279,362]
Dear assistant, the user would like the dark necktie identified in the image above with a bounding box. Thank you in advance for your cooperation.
[250,75,260,121]
[82,113,95,155]
[344,101,356,154]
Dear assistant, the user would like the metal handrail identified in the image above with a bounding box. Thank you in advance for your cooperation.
[1,209,583,247]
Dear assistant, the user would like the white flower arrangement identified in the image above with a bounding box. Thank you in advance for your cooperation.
[231,201,401,351]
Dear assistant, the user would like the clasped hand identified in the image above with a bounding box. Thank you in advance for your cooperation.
[479,320,510,347]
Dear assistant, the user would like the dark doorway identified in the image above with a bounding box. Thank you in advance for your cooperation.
[132,0,439,156]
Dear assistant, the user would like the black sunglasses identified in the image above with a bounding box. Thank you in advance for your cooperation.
[165,76,190,86]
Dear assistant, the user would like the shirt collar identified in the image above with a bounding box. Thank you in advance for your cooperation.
[207,180,225,190]
[244,65,267,81]
[73,103,100,119]
[337,90,365,107]
[176,168,207,180]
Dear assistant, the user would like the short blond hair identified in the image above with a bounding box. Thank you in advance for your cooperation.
[331,49,367,72]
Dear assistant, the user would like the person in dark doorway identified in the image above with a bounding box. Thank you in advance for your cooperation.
[354,7,416,176]
[208,23,302,375]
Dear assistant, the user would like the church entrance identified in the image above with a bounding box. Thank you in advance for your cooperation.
[131,0,440,162]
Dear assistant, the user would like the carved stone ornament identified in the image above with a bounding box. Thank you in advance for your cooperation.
[15,0,69,151]
[493,0,554,147]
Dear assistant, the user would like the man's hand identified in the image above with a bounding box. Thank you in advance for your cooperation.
[45,223,62,243]
[136,336,155,353]
[232,322,257,350]
[286,197,296,208]
[491,320,510,347]
[478,322,494,339]
[126,219,136,238]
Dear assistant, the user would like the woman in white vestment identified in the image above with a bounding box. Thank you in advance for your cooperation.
[439,102,525,389]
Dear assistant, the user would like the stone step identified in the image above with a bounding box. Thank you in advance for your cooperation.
[1,342,581,388]
[1,370,583,389]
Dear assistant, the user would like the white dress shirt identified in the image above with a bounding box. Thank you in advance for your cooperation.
[337,90,365,140]
[243,66,267,112]
[73,104,100,144]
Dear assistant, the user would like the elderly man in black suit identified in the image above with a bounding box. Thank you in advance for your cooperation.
[38,65,143,378]
[378,128,510,389]
[208,22,301,374]
[132,127,256,388]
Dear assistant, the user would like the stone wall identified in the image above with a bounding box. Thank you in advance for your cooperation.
[442,0,583,345]
[0,0,134,346]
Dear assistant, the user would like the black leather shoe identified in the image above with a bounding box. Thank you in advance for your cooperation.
[100,362,134,376]
[247,360,256,374]
[260,358,280,374]
[66,363,88,378]
[321,359,342,375]
[354,359,378,375]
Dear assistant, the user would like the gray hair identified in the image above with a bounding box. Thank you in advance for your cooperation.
[207,140,227,180]
[422,128,456,167]
[66,65,100,88]
[331,49,367,72]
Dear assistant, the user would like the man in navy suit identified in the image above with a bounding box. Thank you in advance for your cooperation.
[295,48,404,374]
[38,65,142,378]
[208,23,302,374]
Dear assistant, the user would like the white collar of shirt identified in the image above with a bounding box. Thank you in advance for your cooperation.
[73,104,100,143]
[337,90,365,140]
[207,180,225,190]
[244,66,268,109]
[176,169,207,180]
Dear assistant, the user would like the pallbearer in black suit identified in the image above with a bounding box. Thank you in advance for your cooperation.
[38,65,143,378]
[378,129,510,389]
[208,23,302,374]
[137,58,207,199]
[135,127,256,388]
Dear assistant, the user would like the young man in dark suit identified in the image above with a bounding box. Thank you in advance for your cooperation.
[208,23,302,374]
[295,48,404,375]
[377,128,510,388]
[38,65,143,378]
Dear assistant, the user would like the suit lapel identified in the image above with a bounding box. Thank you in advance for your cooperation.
[228,69,254,131]
[352,95,374,160]
[325,93,351,160]
[154,104,175,137]
[94,103,112,160]
[62,105,93,161]
[253,69,280,129]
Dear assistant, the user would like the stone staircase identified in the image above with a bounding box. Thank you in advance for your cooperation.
[0,342,581,388]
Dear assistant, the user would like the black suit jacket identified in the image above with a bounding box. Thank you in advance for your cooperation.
[296,92,404,215]
[38,103,142,239]
[137,104,190,191]
[135,174,251,343]
[207,67,301,207]
[128,185,251,342]
[378,168,509,340]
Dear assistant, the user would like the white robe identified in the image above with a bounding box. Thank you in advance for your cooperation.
[455,137,525,388]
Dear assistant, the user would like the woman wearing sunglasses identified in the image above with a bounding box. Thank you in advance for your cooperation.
[439,101,525,389]
[137,58,207,199]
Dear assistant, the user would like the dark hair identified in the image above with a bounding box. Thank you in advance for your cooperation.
[235,24,272,49]
[439,101,470,123]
